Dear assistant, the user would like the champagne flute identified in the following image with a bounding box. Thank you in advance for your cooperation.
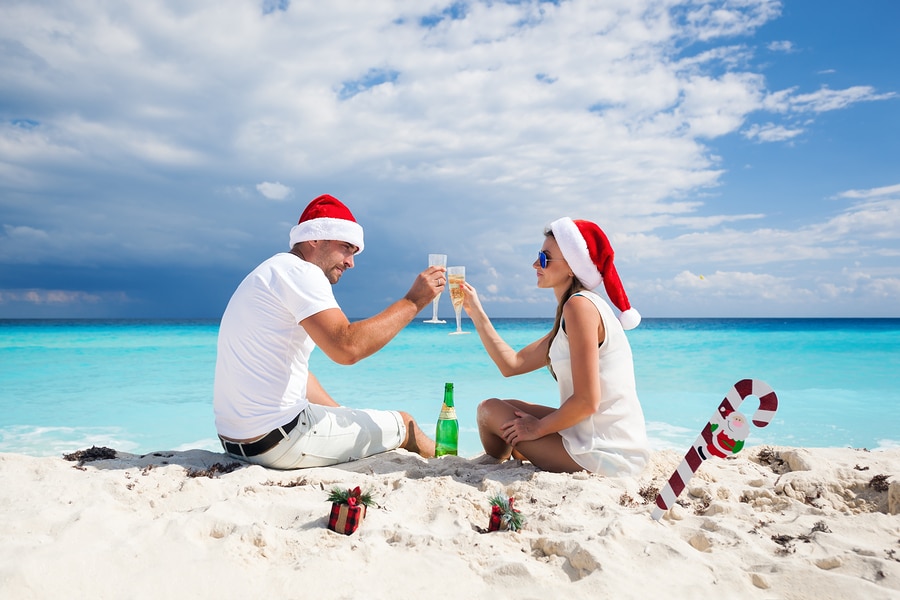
[447,266,470,335]
[424,254,447,323]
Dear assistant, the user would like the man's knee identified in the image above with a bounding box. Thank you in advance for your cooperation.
[398,411,419,444]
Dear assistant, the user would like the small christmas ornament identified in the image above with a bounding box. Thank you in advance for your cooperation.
[704,409,750,458]
[487,495,525,532]
[652,379,778,521]
[327,486,373,535]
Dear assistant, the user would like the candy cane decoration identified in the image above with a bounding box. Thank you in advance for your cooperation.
[652,379,778,521]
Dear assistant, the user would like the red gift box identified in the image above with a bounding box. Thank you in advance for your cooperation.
[488,504,506,532]
[328,501,367,535]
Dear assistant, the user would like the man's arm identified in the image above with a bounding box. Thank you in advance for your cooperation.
[301,266,444,365]
[307,372,339,406]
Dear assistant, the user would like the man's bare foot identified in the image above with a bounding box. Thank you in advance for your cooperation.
[400,413,435,458]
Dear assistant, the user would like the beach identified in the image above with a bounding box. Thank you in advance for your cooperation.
[1,445,898,599]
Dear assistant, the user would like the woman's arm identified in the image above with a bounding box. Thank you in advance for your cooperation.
[462,281,551,377]
[500,295,604,443]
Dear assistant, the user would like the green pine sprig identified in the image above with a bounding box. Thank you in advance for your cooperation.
[327,486,373,507]
[489,494,525,532]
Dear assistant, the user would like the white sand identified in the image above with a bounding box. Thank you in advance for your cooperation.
[1,445,898,599]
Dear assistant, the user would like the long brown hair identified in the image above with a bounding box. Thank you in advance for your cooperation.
[544,230,586,364]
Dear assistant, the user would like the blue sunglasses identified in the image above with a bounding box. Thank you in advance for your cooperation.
[538,250,559,269]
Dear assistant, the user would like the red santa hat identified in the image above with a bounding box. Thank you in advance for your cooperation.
[549,217,641,330]
[289,194,364,253]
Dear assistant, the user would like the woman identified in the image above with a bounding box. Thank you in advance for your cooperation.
[462,217,649,475]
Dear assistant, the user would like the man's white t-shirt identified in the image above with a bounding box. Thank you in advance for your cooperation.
[213,253,339,439]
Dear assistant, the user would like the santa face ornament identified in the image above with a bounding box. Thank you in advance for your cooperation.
[701,408,751,459]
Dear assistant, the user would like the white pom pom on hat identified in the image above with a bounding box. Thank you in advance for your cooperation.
[289,194,364,253]
[548,217,641,330]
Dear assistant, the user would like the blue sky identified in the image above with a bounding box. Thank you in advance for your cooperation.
[1,0,898,320]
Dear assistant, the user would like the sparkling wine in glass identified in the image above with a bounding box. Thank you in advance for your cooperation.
[447,266,469,335]
[424,254,447,323]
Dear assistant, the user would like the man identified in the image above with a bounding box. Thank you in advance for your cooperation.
[214,194,445,468]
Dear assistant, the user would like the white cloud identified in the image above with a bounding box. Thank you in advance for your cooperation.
[0,289,105,305]
[256,181,292,200]
[742,122,804,142]
[1,1,884,215]
[671,269,797,301]
[817,197,900,241]
[837,183,900,200]
[766,85,896,114]
[679,0,783,41]
[3,224,49,241]
[626,194,900,267]
[767,40,793,52]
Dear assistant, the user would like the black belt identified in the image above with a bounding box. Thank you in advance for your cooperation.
[219,412,302,458]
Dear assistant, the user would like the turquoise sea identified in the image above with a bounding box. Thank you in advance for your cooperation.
[1,318,898,458]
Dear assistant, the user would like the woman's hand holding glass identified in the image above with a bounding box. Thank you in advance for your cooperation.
[447,266,469,335]
[460,281,485,317]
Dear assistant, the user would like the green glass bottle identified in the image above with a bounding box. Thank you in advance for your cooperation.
[435,382,458,457]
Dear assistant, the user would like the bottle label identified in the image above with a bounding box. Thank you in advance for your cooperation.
[439,404,457,420]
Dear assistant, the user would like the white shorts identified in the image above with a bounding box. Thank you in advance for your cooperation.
[229,404,407,469]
